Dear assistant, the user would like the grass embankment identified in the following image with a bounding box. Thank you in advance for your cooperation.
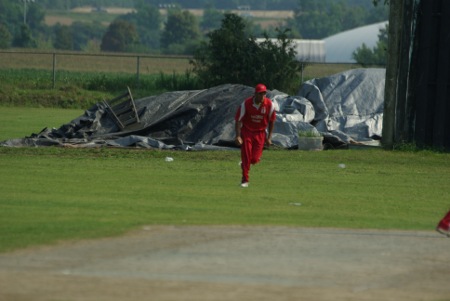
[0,52,197,108]
[0,68,201,109]
[1,107,449,252]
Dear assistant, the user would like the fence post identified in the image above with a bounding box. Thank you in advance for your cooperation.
[136,56,140,89]
[52,53,56,89]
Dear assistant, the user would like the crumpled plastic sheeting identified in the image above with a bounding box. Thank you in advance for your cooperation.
[1,69,385,149]
[0,84,317,149]
[298,68,385,144]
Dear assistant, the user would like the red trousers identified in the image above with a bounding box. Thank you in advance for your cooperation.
[240,127,266,183]
[438,210,450,230]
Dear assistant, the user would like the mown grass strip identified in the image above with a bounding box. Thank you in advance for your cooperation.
[0,69,202,108]
[0,146,449,252]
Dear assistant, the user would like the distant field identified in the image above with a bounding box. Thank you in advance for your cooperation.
[68,6,294,18]
[45,7,293,28]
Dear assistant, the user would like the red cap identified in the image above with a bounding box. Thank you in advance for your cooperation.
[255,83,267,94]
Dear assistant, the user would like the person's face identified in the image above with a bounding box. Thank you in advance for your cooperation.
[255,91,266,103]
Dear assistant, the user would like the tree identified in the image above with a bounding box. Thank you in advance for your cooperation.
[25,2,46,31]
[191,13,301,93]
[372,0,390,5]
[53,24,73,50]
[70,21,105,51]
[119,2,161,50]
[13,24,37,48]
[365,3,389,24]
[0,23,12,49]
[257,29,302,92]
[293,0,388,39]
[161,10,201,53]
[0,0,21,28]
[200,8,223,33]
[0,0,38,48]
[294,0,346,39]
[192,13,259,87]
[352,24,388,66]
[100,19,139,52]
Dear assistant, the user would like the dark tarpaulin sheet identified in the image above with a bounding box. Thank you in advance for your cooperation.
[1,68,385,150]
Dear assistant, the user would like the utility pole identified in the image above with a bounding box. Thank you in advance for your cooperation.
[22,0,35,25]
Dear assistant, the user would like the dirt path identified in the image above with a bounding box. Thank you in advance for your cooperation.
[0,226,449,301]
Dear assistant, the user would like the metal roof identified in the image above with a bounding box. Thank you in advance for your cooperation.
[324,21,388,63]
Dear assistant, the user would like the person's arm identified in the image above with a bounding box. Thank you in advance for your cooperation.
[266,120,274,146]
[235,120,243,146]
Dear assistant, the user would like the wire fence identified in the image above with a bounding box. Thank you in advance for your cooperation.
[0,50,192,89]
[0,50,379,88]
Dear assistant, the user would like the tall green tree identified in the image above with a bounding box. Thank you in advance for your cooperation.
[100,19,139,52]
[0,0,42,48]
[191,13,301,93]
[192,13,259,87]
[257,29,302,92]
[0,23,12,49]
[53,24,73,50]
[13,24,37,48]
[372,0,389,5]
[25,2,46,31]
[161,10,201,53]
[0,0,21,28]
[71,21,105,51]
[352,24,388,66]
[293,0,388,39]
[119,2,161,50]
[200,8,223,32]
[293,0,341,39]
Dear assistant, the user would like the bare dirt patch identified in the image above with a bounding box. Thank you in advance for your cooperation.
[0,226,449,301]
[44,15,74,26]
[48,7,292,27]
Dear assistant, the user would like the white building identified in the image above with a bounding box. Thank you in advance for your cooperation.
[324,21,388,63]
[256,21,388,64]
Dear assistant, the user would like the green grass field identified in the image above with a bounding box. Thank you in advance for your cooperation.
[0,106,83,141]
[1,106,449,252]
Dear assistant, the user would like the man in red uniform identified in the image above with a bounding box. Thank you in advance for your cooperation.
[235,84,276,187]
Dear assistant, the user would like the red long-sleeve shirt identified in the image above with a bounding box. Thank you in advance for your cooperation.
[235,96,276,131]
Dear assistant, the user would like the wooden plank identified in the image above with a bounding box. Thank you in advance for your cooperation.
[103,87,140,131]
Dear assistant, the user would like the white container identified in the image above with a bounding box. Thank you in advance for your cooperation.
[298,136,323,150]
